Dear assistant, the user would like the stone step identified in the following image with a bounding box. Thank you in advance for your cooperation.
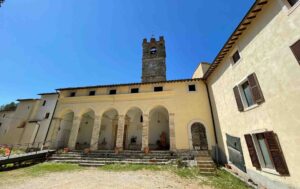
[50,159,170,165]
[199,167,216,172]
[198,163,215,168]
[79,163,105,167]
[50,157,174,162]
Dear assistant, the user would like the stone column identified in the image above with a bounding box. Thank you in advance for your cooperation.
[115,115,125,151]
[50,118,62,149]
[68,116,81,150]
[169,113,176,151]
[90,115,102,151]
[141,114,149,152]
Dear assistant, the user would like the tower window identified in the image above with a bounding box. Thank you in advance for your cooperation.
[188,85,196,92]
[42,100,46,106]
[70,92,76,97]
[89,91,96,96]
[109,89,117,95]
[150,47,157,54]
[154,86,163,92]
[131,88,139,93]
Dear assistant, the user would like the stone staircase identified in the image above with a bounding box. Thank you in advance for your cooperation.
[195,151,216,174]
[49,150,192,167]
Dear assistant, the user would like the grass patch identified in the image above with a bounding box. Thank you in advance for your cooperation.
[0,162,83,186]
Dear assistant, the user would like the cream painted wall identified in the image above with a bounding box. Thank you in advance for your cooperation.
[206,1,300,188]
[50,80,215,151]
[0,111,14,143]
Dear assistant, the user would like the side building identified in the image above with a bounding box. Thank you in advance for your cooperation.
[193,0,300,188]
[1,93,58,147]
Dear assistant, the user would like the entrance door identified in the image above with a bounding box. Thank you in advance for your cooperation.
[191,123,208,150]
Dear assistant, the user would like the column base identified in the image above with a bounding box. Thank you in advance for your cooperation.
[143,147,150,154]
[115,147,123,154]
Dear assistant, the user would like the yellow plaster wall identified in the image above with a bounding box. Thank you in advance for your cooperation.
[52,80,215,150]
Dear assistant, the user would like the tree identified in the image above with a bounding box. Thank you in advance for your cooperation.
[0,102,18,111]
[0,0,4,7]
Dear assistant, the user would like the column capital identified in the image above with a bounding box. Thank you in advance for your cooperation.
[95,115,102,121]
[74,116,81,121]
[169,113,175,117]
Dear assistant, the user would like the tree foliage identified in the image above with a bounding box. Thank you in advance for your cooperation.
[0,102,17,111]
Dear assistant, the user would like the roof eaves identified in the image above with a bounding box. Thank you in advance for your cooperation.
[203,0,268,80]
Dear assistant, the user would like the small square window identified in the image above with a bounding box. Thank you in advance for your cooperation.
[42,100,46,106]
[241,81,255,107]
[131,88,139,93]
[154,86,163,92]
[232,51,241,64]
[188,85,196,92]
[70,92,76,97]
[109,89,117,95]
[0,122,2,127]
[89,91,96,96]
[287,0,299,7]
[45,113,50,119]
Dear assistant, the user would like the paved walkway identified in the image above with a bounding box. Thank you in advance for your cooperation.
[1,169,210,189]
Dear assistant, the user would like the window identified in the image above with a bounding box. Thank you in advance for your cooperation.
[140,115,143,123]
[70,92,76,97]
[188,85,196,92]
[42,100,46,106]
[233,73,265,111]
[154,86,163,92]
[232,50,241,64]
[131,88,139,93]
[241,81,255,107]
[290,39,300,64]
[45,113,50,119]
[0,122,2,127]
[150,47,157,55]
[109,89,117,95]
[244,131,289,175]
[287,0,299,7]
[89,91,96,96]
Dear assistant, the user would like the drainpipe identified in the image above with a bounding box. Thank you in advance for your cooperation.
[205,82,219,165]
[43,93,60,148]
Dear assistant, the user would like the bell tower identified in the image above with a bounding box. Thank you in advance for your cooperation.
[142,36,166,83]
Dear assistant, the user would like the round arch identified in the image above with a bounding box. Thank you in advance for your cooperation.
[149,105,170,150]
[187,120,208,151]
[75,109,95,150]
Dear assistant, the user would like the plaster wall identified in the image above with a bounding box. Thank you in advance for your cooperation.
[206,1,300,188]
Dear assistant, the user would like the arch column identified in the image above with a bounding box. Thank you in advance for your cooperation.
[115,115,125,151]
[90,115,102,151]
[68,116,81,150]
[169,113,176,151]
[141,114,149,151]
[50,117,62,148]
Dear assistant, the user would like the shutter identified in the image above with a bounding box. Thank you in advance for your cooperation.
[233,86,244,111]
[290,39,300,64]
[244,134,261,170]
[264,131,290,176]
[247,73,265,104]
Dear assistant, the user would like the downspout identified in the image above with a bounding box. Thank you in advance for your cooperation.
[43,93,60,148]
[205,81,219,165]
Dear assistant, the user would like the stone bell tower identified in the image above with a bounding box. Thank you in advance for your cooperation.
[142,36,166,83]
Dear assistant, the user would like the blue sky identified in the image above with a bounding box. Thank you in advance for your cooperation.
[0,0,254,105]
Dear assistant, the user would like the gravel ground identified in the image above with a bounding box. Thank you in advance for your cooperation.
[1,169,211,189]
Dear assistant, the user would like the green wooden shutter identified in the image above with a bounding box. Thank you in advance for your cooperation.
[244,134,261,170]
[264,131,290,176]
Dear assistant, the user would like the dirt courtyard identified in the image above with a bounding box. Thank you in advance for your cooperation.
[1,169,211,189]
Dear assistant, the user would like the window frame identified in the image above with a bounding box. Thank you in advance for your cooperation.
[188,84,197,92]
[45,112,50,119]
[130,88,139,94]
[232,50,241,64]
[237,77,258,110]
[109,89,117,95]
[42,100,46,106]
[89,90,96,96]
[69,92,76,97]
[154,86,163,92]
